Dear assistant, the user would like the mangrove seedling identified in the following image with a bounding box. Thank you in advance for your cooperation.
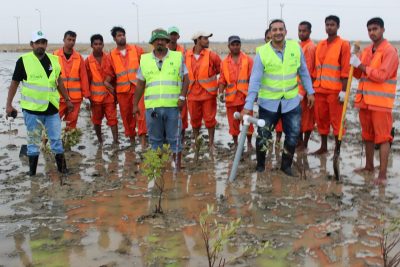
[199,204,241,267]
[380,216,400,267]
[142,144,171,214]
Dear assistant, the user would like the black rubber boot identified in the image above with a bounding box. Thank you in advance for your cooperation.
[280,144,297,177]
[255,140,266,172]
[28,155,39,176]
[55,154,68,174]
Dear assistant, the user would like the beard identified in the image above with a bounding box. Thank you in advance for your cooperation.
[156,45,165,52]
[35,48,45,56]
[118,39,126,46]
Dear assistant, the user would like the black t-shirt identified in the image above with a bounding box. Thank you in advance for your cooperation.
[12,54,59,115]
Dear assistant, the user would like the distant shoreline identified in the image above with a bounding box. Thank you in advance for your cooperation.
[1,41,399,55]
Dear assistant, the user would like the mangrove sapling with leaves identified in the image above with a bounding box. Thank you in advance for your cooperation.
[142,144,171,214]
[200,204,241,267]
[380,216,400,267]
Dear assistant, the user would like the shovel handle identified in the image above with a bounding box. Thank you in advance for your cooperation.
[337,66,354,142]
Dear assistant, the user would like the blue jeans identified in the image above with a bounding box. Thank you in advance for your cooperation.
[23,111,64,156]
[145,107,182,153]
[257,104,301,149]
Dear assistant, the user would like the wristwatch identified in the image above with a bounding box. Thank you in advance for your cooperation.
[178,95,186,101]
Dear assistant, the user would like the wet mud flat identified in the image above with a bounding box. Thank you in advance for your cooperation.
[1,53,400,266]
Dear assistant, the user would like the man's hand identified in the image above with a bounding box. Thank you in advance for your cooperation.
[307,94,315,108]
[218,93,225,103]
[6,105,17,119]
[350,54,361,68]
[84,98,91,111]
[240,108,251,118]
[66,100,74,113]
[338,91,346,103]
[133,104,140,116]
[177,99,185,111]
[104,81,115,94]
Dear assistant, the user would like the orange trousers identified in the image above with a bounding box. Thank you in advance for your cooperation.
[300,97,315,132]
[188,98,217,129]
[227,105,254,136]
[116,92,146,137]
[181,101,188,130]
[91,102,118,126]
[314,92,344,136]
[275,119,283,133]
[59,101,81,129]
[359,108,393,144]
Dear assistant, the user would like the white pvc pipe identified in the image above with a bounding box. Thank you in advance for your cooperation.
[229,112,265,182]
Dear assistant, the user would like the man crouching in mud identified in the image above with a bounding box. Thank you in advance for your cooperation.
[5,30,73,176]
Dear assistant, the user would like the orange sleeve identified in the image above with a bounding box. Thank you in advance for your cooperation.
[305,45,316,76]
[366,46,399,83]
[210,51,221,75]
[103,54,113,80]
[79,55,90,98]
[312,43,321,79]
[84,58,92,82]
[340,41,351,78]
[106,53,116,79]
[218,60,227,86]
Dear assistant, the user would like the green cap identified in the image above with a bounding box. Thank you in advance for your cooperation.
[149,28,170,44]
[167,26,180,34]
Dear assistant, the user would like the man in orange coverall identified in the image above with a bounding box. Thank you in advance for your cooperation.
[218,35,254,149]
[105,26,147,148]
[85,34,118,145]
[351,17,399,184]
[311,15,350,155]
[185,31,221,152]
[297,21,316,149]
[54,30,90,129]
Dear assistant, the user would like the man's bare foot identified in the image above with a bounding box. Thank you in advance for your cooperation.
[373,178,387,186]
[296,144,306,152]
[310,148,328,155]
[209,144,216,153]
[354,167,374,173]
[247,142,254,151]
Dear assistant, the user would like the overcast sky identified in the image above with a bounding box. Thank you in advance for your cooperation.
[1,0,399,44]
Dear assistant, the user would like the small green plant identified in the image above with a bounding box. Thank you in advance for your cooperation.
[142,144,171,214]
[199,204,241,267]
[62,128,82,149]
[194,134,207,161]
[380,216,400,267]
[258,124,275,152]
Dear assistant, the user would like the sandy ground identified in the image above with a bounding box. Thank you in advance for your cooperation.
[1,52,400,266]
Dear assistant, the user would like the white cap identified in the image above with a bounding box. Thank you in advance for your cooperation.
[191,31,213,40]
[31,30,47,42]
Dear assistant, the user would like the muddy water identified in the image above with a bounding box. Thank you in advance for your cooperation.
[1,52,400,267]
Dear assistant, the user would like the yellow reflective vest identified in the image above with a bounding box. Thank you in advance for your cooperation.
[258,40,300,100]
[140,51,182,108]
[20,52,61,111]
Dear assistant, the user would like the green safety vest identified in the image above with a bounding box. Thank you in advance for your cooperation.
[258,40,300,100]
[140,51,182,109]
[20,52,61,111]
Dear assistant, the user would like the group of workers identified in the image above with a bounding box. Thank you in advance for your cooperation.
[5,15,399,184]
